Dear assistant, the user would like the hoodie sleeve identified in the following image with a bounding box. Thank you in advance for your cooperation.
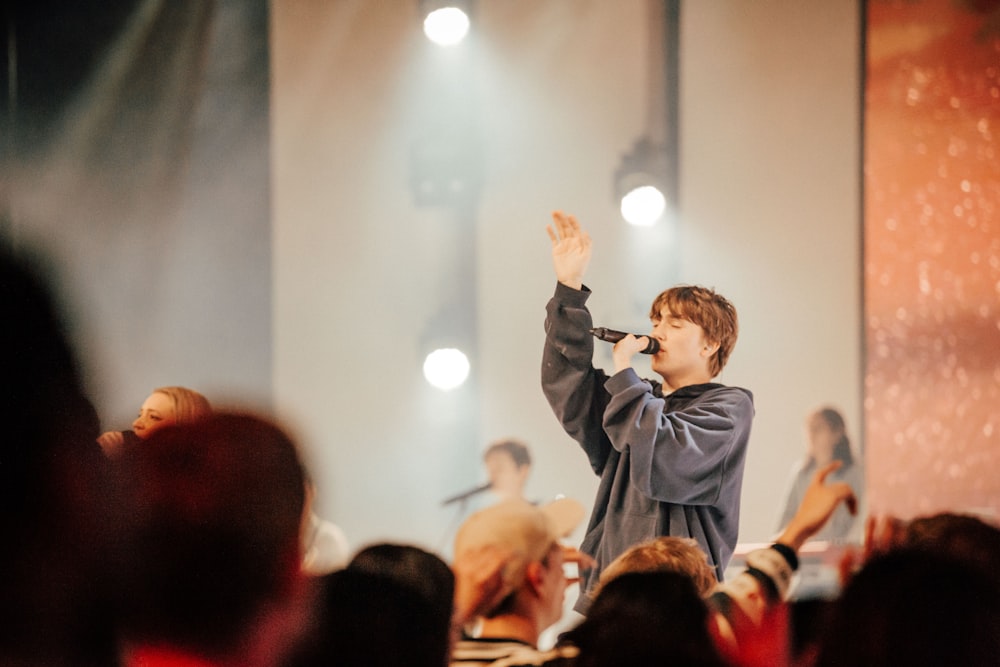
[541,281,614,475]
[602,369,754,505]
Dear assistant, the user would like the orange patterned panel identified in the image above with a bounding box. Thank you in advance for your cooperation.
[865,0,1000,520]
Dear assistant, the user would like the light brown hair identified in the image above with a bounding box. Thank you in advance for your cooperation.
[649,285,739,377]
[596,536,717,598]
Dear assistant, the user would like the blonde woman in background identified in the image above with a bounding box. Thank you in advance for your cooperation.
[97,386,211,456]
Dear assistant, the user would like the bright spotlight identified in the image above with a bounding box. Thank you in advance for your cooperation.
[620,184,666,226]
[614,137,673,227]
[423,347,470,390]
[423,7,470,46]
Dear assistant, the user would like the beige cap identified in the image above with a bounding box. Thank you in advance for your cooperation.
[454,497,585,600]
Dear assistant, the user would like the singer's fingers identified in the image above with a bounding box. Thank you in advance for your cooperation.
[550,210,582,238]
[546,225,558,246]
[614,334,645,353]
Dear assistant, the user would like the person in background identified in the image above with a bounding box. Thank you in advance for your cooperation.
[483,438,532,503]
[301,474,350,575]
[777,406,862,542]
[97,385,211,456]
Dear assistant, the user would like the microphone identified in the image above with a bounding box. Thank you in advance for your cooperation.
[441,483,492,506]
[589,327,660,354]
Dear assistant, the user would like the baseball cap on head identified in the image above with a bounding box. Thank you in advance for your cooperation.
[454,497,585,601]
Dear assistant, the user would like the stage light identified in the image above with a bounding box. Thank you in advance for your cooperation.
[422,4,471,46]
[614,137,671,227]
[613,0,678,227]
[423,347,470,390]
[620,184,666,227]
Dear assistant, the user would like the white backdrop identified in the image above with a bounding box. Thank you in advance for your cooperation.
[271,0,861,556]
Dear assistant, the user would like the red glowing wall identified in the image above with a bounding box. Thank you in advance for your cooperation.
[865,0,1000,519]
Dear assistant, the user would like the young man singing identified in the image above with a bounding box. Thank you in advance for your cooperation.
[542,210,754,613]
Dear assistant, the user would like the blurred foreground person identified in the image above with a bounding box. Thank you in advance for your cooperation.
[450,498,587,667]
[0,244,117,666]
[286,543,455,667]
[815,548,1000,667]
[114,412,310,667]
[558,571,728,667]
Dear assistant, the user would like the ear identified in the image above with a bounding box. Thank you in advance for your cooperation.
[524,561,546,598]
[701,338,720,358]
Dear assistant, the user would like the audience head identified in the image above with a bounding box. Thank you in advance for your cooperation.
[483,438,532,501]
[649,284,738,377]
[286,565,449,667]
[562,571,728,667]
[115,411,307,659]
[898,511,1000,589]
[596,535,717,598]
[348,543,455,625]
[454,498,582,630]
[806,406,853,466]
[131,385,211,439]
[815,548,1000,667]
[338,543,454,665]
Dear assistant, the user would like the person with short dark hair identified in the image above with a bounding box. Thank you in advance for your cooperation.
[483,438,532,503]
[286,543,455,667]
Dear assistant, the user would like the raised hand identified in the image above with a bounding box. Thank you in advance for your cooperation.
[546,210,592,290]
[777,461,858,551]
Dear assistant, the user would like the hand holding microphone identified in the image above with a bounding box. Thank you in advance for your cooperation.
[589,327,660,354]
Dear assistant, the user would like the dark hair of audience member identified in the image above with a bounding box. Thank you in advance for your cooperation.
[348,542,456,633]
[559,571,728,667]
[814,548,1000,667]
[114,412,307,657]
[900,512,1000,589]
[0,243,116,666]
[285,554,454,667]
[788,597,835,667]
